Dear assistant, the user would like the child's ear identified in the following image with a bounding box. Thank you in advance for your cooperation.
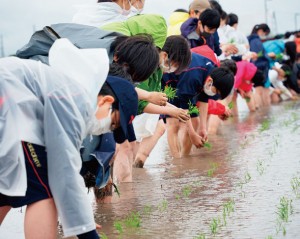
[97,95,115,107]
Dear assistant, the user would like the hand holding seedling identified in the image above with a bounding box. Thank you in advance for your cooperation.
[148,91,167,106]
[168,107,190,122]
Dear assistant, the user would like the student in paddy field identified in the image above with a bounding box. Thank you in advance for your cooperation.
[0,39,139,239]
[100,14,191,178]
[162,53,234,158]
[269,63,297,103]
[221,59,266,114]
[167,0,210,37]
[248,23,275,108]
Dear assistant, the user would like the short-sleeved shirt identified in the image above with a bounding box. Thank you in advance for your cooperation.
[162,53,216,109]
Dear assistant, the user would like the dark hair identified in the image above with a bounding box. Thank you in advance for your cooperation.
[114,34,159,82]
[199,9,220,29]
[251,23,270,35]
[220,10,227,21]
[109,62,132,82]
[285,41,297,65]
[220,59,237,75]
[281,63,292,78]
[173,8,188,13]
[210,67,234,99]
[252,69,265,87]
[209,0,223,15]
[97,0,112,2]
[162,35,191,74]
[227,13,238,27]
[98,82,119,110]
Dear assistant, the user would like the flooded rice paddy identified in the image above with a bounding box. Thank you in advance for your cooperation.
[1,100,300,239]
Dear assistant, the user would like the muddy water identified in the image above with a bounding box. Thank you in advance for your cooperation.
[1,100,300,239]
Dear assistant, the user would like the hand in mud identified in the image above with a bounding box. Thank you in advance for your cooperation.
[148,92,168,106]
[168,108,190,122]
[189,133,204,148]
[218,106,231,121]
[199,129,208,142]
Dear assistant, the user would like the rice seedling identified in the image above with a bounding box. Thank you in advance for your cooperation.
[203,142,212,150]
[222,199,235,226]
[194,233,206,239]
[245,97,251,103]
[99,232,109,239]
[276,196,293,236]
[175,194,181,200]
[210,217,221,235]
[193,181,202,187]
[114,221,123,234]
[182,185,193,198]
[124,212,141,228]
[229,38,235,44]
[257,160,265,175]
[276,53,284,61]
[143,205,153,216]
[158,198,168,212]
[265,236,273,239]
[259,119,271,132]
[207,163,218,177]
[244,172,251,183]
[228,101,234,109]
[257,51,263,57]
[163,86,177,100]
[291,176,300,198]
[188,101,199,115]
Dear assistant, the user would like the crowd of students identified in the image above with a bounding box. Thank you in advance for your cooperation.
[1,0,300,238]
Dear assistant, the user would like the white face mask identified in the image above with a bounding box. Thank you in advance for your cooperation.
[121,0,131,16]
[160,59,177,73]
[131,1,143,15]
[88,107,112,135]
[204,81,216,96]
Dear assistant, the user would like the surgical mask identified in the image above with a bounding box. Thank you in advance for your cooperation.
[121,0,131,16]
[88,107,112,135]
[160,59,177,73]
[204,81,216,96]
[131,5,143,15]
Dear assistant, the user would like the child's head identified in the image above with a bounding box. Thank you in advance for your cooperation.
[220,59,237,75]
[227,13,238,29]
[160,35,191,74]
[113,34,159,82]
[108,62,132,82]
[251,24,270,39]
[189,0,210,18]
[198,9,220,37]
[96,76,138,143]
[205,67,234,99]
[279,64,292,80]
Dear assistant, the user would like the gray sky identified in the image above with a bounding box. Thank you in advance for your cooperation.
[0,0,299,56]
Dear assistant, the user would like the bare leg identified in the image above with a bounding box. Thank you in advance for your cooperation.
[262,87,271,107]
[0,206,11,225]
[166,118,181,158]
[254,86,264,109]
[24,198,57,239]
[113,141,134,183]
[133,120,166,168]
[246,92,256,112]
[181,117,199,156]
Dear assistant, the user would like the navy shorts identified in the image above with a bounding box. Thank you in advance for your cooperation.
[0,141,52,208]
